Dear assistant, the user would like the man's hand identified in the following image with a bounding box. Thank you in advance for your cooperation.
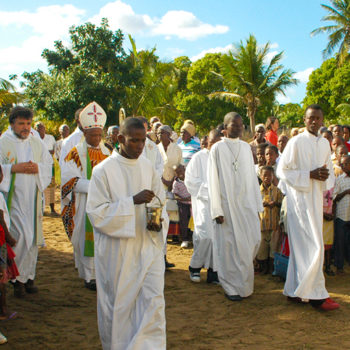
[133,190,155,204]
[215,216,224,224]
[310,165,329,181]
[11,161,39,174]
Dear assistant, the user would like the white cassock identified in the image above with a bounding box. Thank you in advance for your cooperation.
[86,151,166,350]
[42,134,56,153]
[208,137,262,297]
[185,149,215,269]
[0,131,52,283]
[59,127,84,166]
[277,130,334,300]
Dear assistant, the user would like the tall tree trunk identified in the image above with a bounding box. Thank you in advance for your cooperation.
[247,104,257,133]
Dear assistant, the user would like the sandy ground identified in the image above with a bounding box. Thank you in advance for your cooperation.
[1,197,350,349]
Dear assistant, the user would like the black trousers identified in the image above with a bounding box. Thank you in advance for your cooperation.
[177,202,192,241]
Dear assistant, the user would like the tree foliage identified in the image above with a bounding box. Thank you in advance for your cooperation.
[21,22,299,133]
[174,53,241,133]
[23,19,131,124]
[303,57,350,123]
[311,0,350,65]
[209,35,297,132]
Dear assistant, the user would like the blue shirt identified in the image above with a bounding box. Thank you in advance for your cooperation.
[179,139,201,165]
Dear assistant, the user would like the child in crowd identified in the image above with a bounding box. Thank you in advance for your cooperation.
[322,130,333,148]
[277,135,289,155]
[333,155,350,274]
[255,143,268,183]
[265,145,279,185]
[172,164,192,248]
[331,136,345,161]
[333,145,348,177]
[323,187,335,276]
[200,135,208,149]
[257,166,283,274]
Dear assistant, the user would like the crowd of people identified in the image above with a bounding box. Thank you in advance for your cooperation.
[0,102,348,348]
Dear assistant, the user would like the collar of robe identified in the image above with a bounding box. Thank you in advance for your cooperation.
[223,136,240,143]
[112,150,139,165]
[304,129,322,140]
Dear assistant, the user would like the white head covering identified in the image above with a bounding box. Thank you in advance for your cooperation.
[107,125,119,135]
[79,101,107,130]
[255,123,265,132]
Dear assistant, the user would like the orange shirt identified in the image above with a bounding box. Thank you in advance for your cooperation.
[265,130,278,146]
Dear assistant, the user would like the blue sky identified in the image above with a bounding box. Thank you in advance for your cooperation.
[0,0,331,104]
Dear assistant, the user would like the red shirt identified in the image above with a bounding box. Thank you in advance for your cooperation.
[265,130,278,146]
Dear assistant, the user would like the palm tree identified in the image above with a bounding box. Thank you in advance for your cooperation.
[311,0,350,65]
[0,78,22,107]
[126,35,178,118]
[209,35,297,132]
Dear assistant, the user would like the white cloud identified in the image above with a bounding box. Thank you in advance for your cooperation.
[276,87,296,104]
[91,1,229,40]
[294,67,314,84]
[0,5,85,76]
[151,10,228,40]
[90,1,152,34]
[0,5,85,37]
[190,44,234,61]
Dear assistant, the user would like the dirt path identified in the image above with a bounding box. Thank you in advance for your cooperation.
[1,212,349,349]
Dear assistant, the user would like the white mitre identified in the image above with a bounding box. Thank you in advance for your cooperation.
[79,101,107,129]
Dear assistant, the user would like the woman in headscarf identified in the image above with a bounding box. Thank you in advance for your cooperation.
[178,122,201,166]
[157,125,183,259]
[157,125,183,190]
[104,125,119,152]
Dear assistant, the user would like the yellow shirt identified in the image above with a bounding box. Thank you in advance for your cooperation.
[259,183,283,231]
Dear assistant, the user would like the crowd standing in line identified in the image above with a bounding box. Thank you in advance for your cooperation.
[0,102,348,347]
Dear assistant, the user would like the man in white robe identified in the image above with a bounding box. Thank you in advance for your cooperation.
[86,117,166,350]
[35,121,58,215]
[0,106,52,297]
[277,104,339,310]
[61,102,110,290]
[185,129,221,283]
[59,108,84,166]
[208,112,262,301]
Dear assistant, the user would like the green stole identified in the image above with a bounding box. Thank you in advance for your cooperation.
[84,150,94,257]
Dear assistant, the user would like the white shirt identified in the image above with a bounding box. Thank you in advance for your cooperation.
[334,174,350,221]
[42,134,56,152]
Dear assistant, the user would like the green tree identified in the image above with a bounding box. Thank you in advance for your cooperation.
[303,57,350,123]
[209,35,297,132]
[175,53,240,133]
[311,0,350,65]
[125,36,178,120]
[0,78,22,108]
[273,103,304,128]
[22,19,132,123]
